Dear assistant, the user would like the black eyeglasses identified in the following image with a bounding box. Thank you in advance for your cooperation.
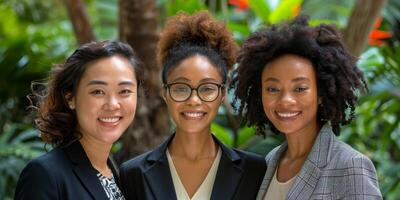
[164,82,223,102]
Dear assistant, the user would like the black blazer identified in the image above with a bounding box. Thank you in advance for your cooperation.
[119,134,267,200]
[15,140,120,200]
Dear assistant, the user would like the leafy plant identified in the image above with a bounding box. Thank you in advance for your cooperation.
[0,123,46,200]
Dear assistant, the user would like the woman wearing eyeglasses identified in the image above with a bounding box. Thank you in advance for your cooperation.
[119,11,267,200]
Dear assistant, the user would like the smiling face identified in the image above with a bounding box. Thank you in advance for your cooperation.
[164,55,225,135]
[70,55,137,145]
[261,54,319,136]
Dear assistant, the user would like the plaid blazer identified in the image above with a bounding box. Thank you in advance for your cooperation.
[256,124,382,200]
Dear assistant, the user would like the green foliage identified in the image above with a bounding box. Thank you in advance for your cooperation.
[341,43,400,199]
[248,0,271,23]
[0,1,74,130]
[1,0,399,199]
[88,0,118,39]
[0,123,46,199]
[167,0,207,16]
[268,0,303,24]
[0,2,73,198]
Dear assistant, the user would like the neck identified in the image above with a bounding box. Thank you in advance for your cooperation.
[169,129,217,161]
[79,136,112,173]
[284,122,320,159]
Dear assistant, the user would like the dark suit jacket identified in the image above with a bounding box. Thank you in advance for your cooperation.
[119,134,267,200]
[15,140,120,200]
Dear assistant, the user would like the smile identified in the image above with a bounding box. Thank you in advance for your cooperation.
[181,112,206,119]
[276,111,301,118]
[98,117,122,123]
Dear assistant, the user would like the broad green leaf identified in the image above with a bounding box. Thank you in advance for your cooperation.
[248,0,271,23]
[211,123,233,147]
[237,126,255,147]
[269,0,303,24]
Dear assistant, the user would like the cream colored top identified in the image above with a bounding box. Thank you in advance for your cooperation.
[166,148,222,200]
[264,168,297,200]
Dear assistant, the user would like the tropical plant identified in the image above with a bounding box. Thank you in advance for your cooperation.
[0,123,46,200]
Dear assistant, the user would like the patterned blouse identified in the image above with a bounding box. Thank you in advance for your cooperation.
[97,173,125,200]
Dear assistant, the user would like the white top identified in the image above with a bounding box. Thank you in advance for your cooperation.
[264,168,297,200]
[166,147,222,200]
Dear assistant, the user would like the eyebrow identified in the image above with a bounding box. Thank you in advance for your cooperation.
[199,77,219,83]
[263,77,279,83]
[170,77,219,83]
[263,77,310,83]
[292,77,310,82]
[87,80,136,86]
[170,77,190,83]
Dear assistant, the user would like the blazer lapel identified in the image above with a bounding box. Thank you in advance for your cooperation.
[286,124,334,200]
[64,140,108,200]
[256,142,288,200]
[143,134,177,200]
[210,136,243,200]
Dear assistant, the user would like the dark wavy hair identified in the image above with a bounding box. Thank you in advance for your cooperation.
[158,11,238,85]
[30,40,144,147]
[231,15,367,135]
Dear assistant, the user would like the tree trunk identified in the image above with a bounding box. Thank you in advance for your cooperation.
[117,0,170,163]
[64,0,95,44]
[343,0,387,57]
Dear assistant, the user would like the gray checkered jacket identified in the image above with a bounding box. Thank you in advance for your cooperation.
[256,124,382,200]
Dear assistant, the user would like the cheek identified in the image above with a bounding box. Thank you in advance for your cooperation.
[261,94,274,116]
[165,100,180,117]
[124,97,137,113]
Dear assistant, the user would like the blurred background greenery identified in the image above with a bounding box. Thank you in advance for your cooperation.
[0,0,399,199]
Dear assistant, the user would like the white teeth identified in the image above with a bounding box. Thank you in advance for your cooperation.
[276,112,300,118]
[183,112,204,118]
[99,117,120,123]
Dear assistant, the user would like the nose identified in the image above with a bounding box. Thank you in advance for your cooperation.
[104,95,121,110]
[185,89,202,106]
[278,91,296,106]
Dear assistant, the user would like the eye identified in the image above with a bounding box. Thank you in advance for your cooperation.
[265,87,279,93]
[171,85,190,93]
[120,89,134,96]
[294,87,308,92]
[90,89,105,96]
[199,86,217,93]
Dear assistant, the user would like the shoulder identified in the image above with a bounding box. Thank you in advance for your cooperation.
[234,148,264,161]
[120,150,154,173]
[15,148,66,199]
[327,139,382,197]
[265,145,281,164]
[332,139,376,171]
[230,148,267,171]
[25,147,68,173]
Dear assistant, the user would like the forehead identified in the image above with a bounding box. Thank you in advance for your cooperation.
[80,55,136,82]
[262,54,315,80]
[167,55,222,83]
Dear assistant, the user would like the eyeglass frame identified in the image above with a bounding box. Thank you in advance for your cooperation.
[163,82,224,102]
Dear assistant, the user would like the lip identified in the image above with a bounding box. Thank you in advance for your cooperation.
[274,111,301,121]
[180,111,207,120]
[98,116,123,126]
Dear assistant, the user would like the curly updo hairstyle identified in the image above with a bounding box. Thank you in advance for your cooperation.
[30,40,144,147]
[158,11,238,85]
[231,15,367,135]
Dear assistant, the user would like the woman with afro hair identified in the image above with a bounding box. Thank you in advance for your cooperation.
[119,11,266,200]
[231,15,382,199]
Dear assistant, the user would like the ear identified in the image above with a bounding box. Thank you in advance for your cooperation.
[161,87,167,102]
[220,87,226,102]
[65,93,75,110]
[318,97,322,105]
